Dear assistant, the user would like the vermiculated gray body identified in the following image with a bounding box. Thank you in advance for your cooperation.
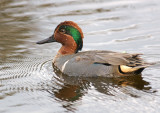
[53,50,150,77]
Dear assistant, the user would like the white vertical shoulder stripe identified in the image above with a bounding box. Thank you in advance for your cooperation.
[62,60,69,72]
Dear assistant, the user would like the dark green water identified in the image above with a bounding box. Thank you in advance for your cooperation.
[0,0,160,113]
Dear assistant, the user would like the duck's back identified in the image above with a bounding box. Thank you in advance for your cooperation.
[53,50,150,77]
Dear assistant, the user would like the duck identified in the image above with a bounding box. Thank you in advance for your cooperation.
[37,21,151,77]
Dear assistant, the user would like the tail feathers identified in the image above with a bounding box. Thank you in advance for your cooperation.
[119,65,150,74]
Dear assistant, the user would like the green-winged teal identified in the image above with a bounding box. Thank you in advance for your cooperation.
[37,21,151,77]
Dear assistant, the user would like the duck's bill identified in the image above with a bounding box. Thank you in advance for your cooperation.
[36,35,56,44]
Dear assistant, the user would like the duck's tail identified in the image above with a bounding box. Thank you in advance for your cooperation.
[119,63,153,74]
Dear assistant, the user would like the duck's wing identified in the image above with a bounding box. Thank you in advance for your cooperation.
[77,50,144,66]
[76,50,151,74]
[93,51,145,66]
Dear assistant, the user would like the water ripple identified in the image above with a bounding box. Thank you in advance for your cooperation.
[0,56,53,97]
[115,34,152,42]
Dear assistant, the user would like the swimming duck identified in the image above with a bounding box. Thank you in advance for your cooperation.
[37,21,150,77]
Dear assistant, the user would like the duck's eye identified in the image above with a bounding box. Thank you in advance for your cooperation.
[59,28,66,33]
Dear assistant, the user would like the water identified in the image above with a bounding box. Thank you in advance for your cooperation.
[0,0,160,112]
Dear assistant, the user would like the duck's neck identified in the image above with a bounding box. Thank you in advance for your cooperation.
[58,44,77,56]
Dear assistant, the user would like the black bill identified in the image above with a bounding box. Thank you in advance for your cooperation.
[36,35,56,44]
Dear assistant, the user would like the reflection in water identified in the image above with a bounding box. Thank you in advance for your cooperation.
[54,84,82,102]
[47,65,152,111]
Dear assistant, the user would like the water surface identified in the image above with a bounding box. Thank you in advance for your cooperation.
[0,0,160,113]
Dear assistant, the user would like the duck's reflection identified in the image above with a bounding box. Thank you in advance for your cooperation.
[54,84,82,102]
[48,66,152,111]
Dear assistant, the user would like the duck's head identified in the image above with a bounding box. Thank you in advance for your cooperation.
[37,21,84,55]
